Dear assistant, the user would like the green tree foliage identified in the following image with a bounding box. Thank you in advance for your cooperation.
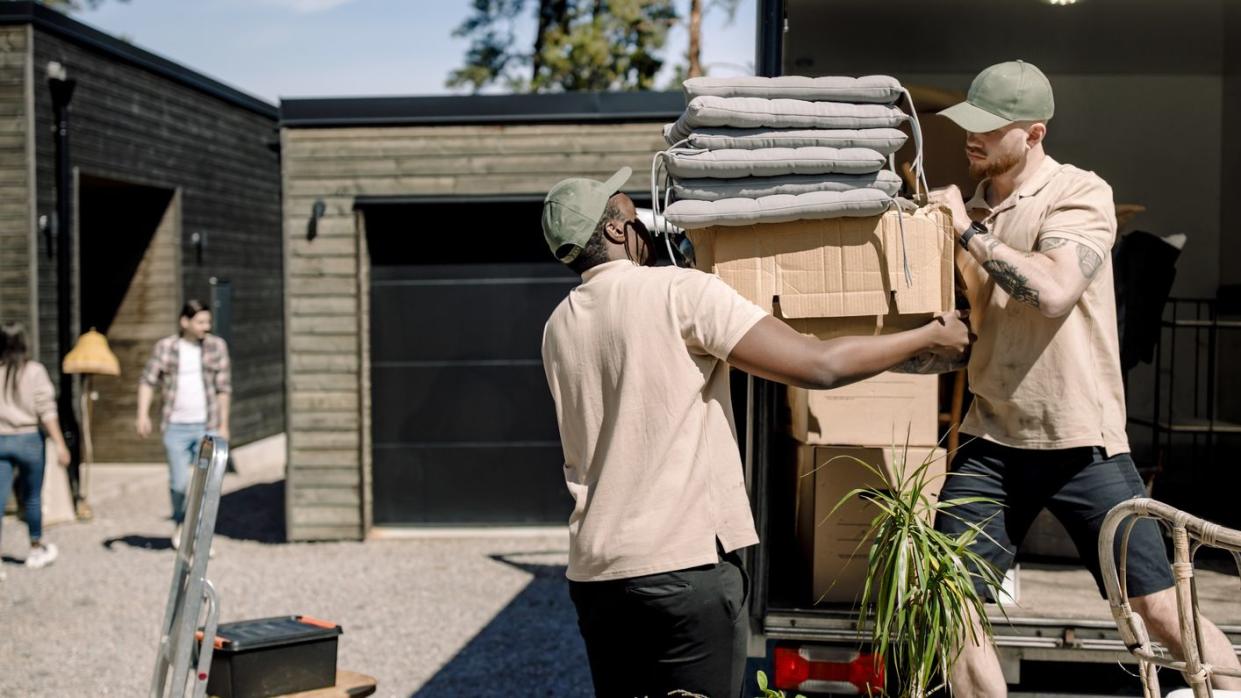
[447,0,678,93]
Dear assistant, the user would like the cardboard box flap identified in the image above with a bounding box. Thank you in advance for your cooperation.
[882,206,955,315]
[776,291,891,319]
[690,207,954,320]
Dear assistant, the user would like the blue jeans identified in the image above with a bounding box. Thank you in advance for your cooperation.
[0,431,47,542]
[163,422,207,524]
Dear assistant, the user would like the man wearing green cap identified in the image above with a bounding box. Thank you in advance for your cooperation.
[930,60,1241,695]
[540,167,972,697]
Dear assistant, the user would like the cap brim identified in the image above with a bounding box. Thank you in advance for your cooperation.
[602,166,632,196]
[938,101,1013,133]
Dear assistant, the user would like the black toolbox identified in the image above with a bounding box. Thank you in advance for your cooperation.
[201,615,342,698]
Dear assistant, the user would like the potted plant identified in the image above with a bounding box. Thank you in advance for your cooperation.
[827,442,1006,697]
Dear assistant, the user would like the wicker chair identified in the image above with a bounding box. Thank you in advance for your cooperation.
[1100,498,1241,698]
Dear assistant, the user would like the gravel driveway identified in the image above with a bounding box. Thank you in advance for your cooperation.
[0,436,592,697]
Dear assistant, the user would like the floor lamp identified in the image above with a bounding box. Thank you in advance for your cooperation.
[62,328,119,520]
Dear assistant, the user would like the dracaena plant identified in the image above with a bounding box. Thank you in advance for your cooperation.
[824,441,1006,697]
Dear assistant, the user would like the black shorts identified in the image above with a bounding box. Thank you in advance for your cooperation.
[933,439,1174,601]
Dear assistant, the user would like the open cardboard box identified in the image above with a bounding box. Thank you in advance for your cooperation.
[795,444,947,604]
[687,205,955,331]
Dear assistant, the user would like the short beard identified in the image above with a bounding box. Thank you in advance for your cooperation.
[969,149,1023,180]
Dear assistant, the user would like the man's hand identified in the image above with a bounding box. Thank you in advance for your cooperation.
[929,185,971,236]
[892,311,974,374]
[136,413,152,438]
[55,443,71,467]
[926,310,973,360]
[215,426,230,443]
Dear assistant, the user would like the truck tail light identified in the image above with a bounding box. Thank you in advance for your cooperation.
[772,644,885,695]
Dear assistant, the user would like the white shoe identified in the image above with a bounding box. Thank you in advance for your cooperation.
[25,543,58,569]
[173,524,215,558]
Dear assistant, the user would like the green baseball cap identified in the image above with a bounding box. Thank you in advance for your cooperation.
[541,167,632,263]
[939,60,1054,133]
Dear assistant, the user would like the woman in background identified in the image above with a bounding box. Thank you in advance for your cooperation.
[0,322,71,572]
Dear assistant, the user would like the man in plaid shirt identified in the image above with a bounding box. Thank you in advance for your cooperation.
[136,299,231,544]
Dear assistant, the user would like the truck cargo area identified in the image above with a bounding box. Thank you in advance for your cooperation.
[743,378,1241,693]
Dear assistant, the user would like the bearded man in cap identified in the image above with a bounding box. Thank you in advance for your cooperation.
[540,167,971,697]
[929,60,1241,695]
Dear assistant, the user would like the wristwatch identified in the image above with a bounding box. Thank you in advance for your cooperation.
[959,220,987,249]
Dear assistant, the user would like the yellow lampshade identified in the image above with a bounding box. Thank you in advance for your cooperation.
[63,328,120,376]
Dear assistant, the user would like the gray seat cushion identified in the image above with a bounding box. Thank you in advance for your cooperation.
[663,146,888,180]
[682,75,904,104]
[662,189,894,229]
[671,170,903,201]
[664,126,908,155]
[666,97,908,143]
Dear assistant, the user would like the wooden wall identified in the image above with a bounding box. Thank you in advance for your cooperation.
[0,26,35,347]
[89,192,179,463]
[280,122,667,540]
[29,29,284,456]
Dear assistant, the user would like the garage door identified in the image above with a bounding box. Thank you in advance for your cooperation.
[363,199,577,525]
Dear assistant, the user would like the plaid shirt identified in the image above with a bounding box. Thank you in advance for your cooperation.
[140,334,232,431]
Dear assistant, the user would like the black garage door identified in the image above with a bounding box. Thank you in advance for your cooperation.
[364,199,578,525]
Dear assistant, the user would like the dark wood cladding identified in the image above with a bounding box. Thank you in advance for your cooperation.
[30,28,284,451]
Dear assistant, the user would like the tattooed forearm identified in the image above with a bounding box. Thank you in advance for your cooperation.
[982,259,1041,308]
[1038,237,1069,252]
[892,352,969,375]
[978,234,1003,259]
[1076,244,1103,278]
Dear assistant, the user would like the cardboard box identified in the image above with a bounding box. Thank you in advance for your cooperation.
[687,206,955,324]
[795,444,947,605]
[778,307,930,341]
[787,372,939,446]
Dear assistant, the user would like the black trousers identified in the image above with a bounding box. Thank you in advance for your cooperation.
[568,549,750,698]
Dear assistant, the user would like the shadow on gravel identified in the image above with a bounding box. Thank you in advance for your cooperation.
[411,552,592,697]
[103,534,173,551]
[215,480,286,544]
[101,480,286,549]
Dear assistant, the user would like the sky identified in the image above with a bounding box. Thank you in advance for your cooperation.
[72,0,758,104]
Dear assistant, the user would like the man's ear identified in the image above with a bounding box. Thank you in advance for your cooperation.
[601,220,625,245]
[1027,122,1047,147]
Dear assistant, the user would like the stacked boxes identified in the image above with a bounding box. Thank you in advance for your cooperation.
[658,76,955,606]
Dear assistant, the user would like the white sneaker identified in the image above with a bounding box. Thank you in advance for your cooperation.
[25,543,58,569]
[172,525,215,558]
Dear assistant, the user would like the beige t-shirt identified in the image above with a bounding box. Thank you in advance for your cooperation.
[542,260,767,582]
[0,361,56,435]
[959,156,1129,456]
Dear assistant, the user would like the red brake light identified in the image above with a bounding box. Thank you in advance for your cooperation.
[774,646,810,688]
[771,644,885,695]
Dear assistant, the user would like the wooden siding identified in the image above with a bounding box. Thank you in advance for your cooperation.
[0,26,34,344]
[281,121,668,540]
[89,192,178,462]
[30,30,284,456]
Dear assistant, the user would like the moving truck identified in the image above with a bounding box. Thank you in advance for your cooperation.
[741,2,1241,693]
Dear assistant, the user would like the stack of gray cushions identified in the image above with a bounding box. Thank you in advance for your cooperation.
[658,76,913,229]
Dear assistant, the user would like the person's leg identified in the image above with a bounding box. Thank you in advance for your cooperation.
[934,440,1038,698]
[0,438,15,551]
[163,424,197,524]
[569,577,647,698]
[1129,587,1241,690]
[1048,448,1241,689]
[14,432,45,543]
[14,432,57,568]
[570,556,749,698]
